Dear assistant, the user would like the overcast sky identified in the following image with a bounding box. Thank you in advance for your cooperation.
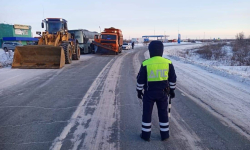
[1,0,249,39]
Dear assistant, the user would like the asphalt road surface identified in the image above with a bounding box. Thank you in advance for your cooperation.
[0,45,250,150]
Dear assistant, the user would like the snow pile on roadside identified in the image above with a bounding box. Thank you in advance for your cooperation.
[163,42,193,46]
[135,43,144,47]
[163,44,250,83]
[0,49,14,68]
[150,45,250,139]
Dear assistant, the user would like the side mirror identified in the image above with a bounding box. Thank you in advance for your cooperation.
[64,23,67,30]
[36,31,41,36]
[41,22,44,28]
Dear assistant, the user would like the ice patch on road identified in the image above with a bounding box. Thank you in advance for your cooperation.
[0,54,96,90]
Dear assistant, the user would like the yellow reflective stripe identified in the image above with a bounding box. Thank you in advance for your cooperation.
[143,56,172,66]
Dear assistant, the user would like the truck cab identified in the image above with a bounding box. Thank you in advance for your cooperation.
[93,27,123,54]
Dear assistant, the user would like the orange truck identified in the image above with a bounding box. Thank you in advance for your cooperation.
[93,27,123,55]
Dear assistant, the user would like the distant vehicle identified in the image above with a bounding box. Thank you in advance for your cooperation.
[69,29,99,54]
[93,27,123,55]
[122,42,131,50]
[26,41,38,45]
[2,42,23,52]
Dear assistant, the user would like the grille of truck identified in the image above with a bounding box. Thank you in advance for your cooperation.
[101,41,116,43]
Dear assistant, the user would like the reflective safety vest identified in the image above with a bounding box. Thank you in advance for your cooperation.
[142,56,172,82]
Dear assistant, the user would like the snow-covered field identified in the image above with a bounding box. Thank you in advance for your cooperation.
[0,49,14,68]
[163,44,250,83]
[144,44,250,139]
[163,42,196,46]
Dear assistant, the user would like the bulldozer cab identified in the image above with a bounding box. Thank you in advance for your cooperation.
[42,18,68,34]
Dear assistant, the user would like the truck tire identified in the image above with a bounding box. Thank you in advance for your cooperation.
[73,44,80,60]
[61,43,72,64]
[88,47,91,54]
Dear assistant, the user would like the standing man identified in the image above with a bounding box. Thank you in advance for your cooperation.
[132,42,135,49]
[136,41,176,141]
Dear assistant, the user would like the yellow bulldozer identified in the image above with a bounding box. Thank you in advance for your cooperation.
[12,18,80,69]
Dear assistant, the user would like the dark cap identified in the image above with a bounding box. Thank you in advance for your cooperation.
[148,41,163,58]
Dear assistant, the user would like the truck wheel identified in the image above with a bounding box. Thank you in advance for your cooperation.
[88,47,91,54]
[73,44,80,60]
[61,43,72,64]
[81,48,84,54]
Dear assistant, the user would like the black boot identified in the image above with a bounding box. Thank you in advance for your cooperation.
[161,137,169,141]
[140,134,150,142]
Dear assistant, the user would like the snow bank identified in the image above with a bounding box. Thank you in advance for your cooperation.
[135,43,144,47]
[163,44,250,83]
[151,44,250,139]
[163,42,192,46]
[0,49,14,68]
[0,49,14,67]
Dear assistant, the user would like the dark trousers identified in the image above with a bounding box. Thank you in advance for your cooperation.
[141,91,169,140]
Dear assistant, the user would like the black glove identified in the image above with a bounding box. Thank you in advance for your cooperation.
[170,90,175,99]
[137,90,144,99]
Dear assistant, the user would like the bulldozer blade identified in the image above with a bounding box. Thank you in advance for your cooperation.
[12,45,65,69]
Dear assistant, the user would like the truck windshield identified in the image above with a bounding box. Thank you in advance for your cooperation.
[101,34,116,40]
[73,31,84,43]
[46,22,62,34]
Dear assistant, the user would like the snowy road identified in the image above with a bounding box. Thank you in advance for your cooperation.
[0,45,250,150]
[162,45,250,139]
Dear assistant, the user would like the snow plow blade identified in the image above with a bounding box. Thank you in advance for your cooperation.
[92,41,117,55]
[12,45,65,69]
[96,46,117,55]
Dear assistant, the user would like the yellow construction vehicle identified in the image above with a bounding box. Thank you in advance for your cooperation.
[12,18,80,69]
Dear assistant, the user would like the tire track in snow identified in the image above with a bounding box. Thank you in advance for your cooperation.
[50,52,129,150]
